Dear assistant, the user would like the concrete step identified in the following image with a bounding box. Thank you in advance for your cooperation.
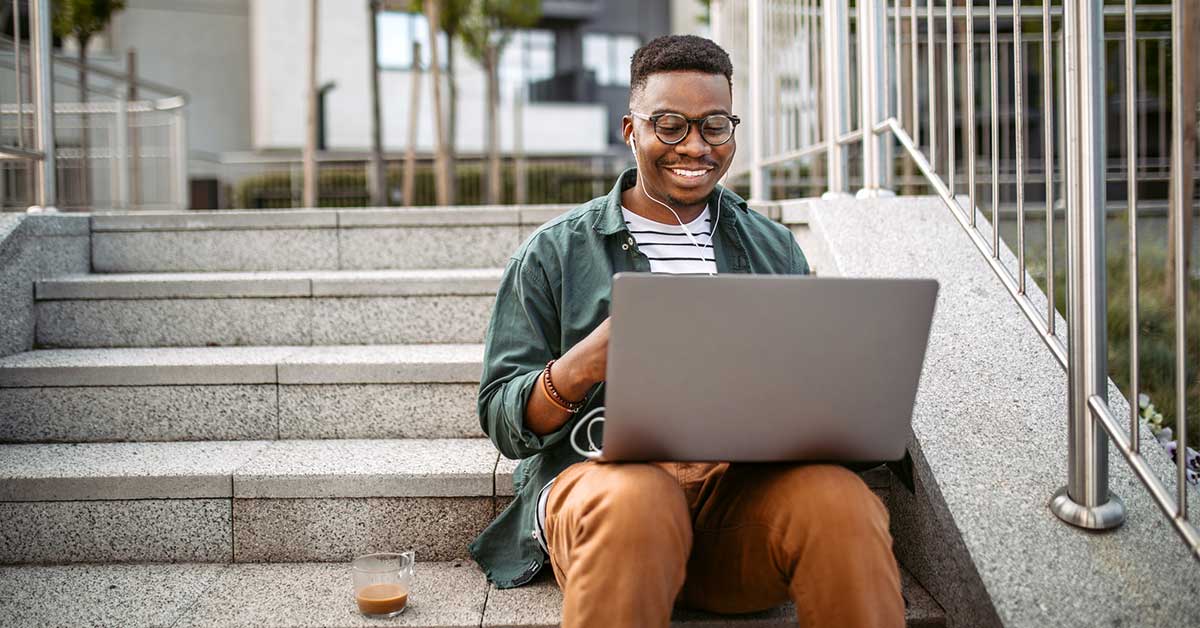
[0,438,892,567]
[0,438,513,564]
[0,561,945,627]
[90,206,568,273]
[34,269,501,348]
[0,344,484,443]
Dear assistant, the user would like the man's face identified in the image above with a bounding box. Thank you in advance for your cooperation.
[623,71,736,208]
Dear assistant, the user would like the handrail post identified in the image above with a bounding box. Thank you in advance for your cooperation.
[28,0,56,213]
[856,0,893,198]
[1050,0,1125,531]
[748,0,770,202]
[822,0,851,198]
[172,108,189,210]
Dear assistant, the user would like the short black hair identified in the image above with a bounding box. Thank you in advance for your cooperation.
[629,35,733,97]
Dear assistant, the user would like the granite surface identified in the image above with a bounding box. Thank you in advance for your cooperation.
[232,439,498,498]
[310,296,492,345]
[174,561,488,628]
[278,383,482,439]
[37,271,313,300]
[307,268,502,297]
[92,229,340,272]
[0,498,232,563]
[0,562,225,628]
[91,209,338,231]
[0,345,296,387]
[0,383,280,442]
[36,298,315,348]
[338,226,522,270]
[0,440,270,500]
[232,497,491,562]
[810,196,1200,627]
[276,344,483,384]
[337,206,524,226]
[0,218,90,358]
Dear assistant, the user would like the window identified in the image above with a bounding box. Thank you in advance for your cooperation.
[583,33,640,86]
[377,11,448,70]
[499,29,556,95]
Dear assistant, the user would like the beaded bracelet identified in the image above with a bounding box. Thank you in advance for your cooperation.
[542,359,585,413]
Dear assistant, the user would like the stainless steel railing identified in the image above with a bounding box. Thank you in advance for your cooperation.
[715,0,1199,559]
[0,0,189,211]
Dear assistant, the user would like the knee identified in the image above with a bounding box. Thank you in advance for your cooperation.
[569,463,691,546]
[775,465,890,539]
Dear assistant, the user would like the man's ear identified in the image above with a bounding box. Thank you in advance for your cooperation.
[621,115,634,146]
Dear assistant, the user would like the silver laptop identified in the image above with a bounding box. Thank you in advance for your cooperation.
[589,273,938,463]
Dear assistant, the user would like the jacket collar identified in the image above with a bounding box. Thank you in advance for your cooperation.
[592,167,749,236]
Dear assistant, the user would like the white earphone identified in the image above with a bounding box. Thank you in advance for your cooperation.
[627,133,724,269]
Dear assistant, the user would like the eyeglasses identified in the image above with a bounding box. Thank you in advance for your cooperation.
[630,111,741,146]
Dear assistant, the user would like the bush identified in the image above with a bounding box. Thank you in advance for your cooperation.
[233,162,614,209]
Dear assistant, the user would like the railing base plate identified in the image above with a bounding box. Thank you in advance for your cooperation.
[1050,486,1126,530]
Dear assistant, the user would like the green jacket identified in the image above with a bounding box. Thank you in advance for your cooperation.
[468,168,810,588]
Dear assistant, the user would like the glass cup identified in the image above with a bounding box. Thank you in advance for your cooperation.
[352,551,415,618]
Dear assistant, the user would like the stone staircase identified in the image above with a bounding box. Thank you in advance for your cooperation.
[0,207,946,627]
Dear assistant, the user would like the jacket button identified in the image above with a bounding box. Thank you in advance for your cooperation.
[621,243,630,251]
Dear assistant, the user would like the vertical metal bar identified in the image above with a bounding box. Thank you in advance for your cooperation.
[1138,39,1147,165]
[967,0,977,225]
[892,0,902,126]
[749,0,769,201]
[822,0,850,196]
[1169,0,1187,519]
[1050,0,1125,531]
[1043,0,1055,335]
[910,0,919,147]
[860,0,892,196]
[989,0,999,257]
[1015,0,1025,293]
[29,0,55,211]
[114,93,129,209]
[1125,0,1139,452]
[1157,41,1166,168]
[946,0,955,194]
[14,0,24,148]
[927,0,936,168]
[172,108,188,210]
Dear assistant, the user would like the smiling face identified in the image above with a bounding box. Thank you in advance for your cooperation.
[622,70,736,218]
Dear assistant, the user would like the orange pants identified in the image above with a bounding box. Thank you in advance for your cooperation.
[543,461,904,628]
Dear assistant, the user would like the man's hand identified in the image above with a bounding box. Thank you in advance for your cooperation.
[553,317,610,400]
[524,317,610,437]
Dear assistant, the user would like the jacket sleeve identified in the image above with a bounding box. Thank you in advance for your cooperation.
[789,234,812,276]
[477,253,578,460]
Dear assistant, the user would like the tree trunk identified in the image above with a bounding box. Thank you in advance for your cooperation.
[485,48,501,205]
[78,37,91,208]
[445,32,458,205]
[367,0,386,206]
[403,41,423,207]
[303,0,319,207]
[1166,0,1197,291]
[425,0,451,206]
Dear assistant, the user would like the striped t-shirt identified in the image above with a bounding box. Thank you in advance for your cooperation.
[622,205,718,275]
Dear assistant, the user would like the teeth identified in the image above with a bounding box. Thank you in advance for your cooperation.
[670,168,708,178]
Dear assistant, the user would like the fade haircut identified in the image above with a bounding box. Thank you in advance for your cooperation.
[629,35,733,102]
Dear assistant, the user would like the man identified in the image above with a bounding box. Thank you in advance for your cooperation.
[469,35,904,628]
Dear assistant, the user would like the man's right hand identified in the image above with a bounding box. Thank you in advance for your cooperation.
[525,317,610,437]
[553,317,610,399]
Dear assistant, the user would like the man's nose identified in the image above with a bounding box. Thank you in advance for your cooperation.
[674,124,713,158]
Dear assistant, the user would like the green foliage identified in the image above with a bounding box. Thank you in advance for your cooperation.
[233,162,604,209]
[1028,245,1200,448]
[458,0,541,68]
[51,0,126,45]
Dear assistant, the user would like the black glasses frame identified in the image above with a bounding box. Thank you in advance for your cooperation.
[629,111,741,146]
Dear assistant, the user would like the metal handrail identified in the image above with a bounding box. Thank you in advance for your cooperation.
[716,0,1198,560]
